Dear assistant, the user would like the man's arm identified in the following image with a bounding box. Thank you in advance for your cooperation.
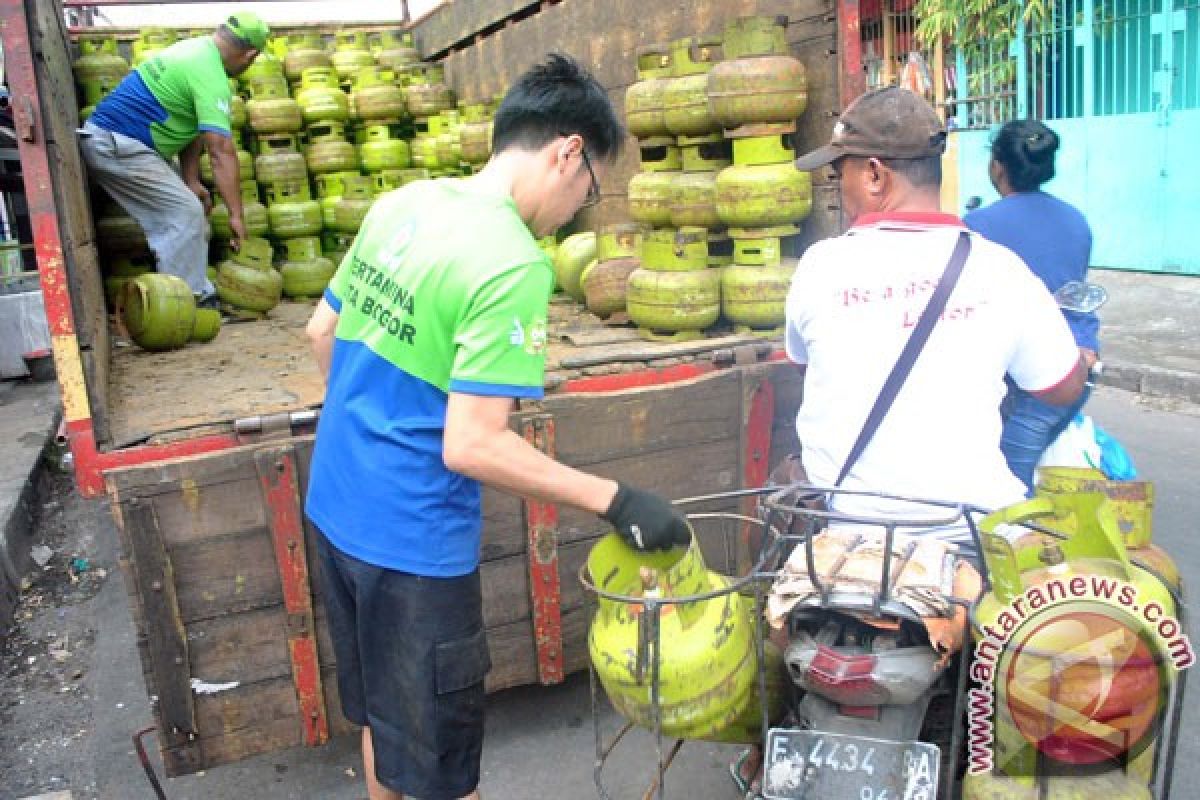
[203,131,245,249]
[1030,354,1088,406]
[443,392,618,514]
[179,137,212,215]
[306,298,339,380]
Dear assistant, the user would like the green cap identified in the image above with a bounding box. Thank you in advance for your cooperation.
[225,12,269,51]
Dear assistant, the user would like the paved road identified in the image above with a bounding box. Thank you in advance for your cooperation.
[1,386,1195,800]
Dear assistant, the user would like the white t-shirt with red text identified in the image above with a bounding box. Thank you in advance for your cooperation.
[785,211,1079,542]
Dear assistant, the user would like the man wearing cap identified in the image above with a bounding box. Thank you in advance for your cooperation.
[80,13,269,306]
[729,87,1088,794]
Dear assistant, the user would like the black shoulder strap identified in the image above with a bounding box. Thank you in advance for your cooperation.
[834,231,972,487]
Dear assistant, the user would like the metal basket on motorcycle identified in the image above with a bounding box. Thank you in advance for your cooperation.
[755,482,985,800]
[963,488,1188,800]
[578,489,789,800]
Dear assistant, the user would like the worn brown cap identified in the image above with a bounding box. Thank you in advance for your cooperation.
[794,87,947,170]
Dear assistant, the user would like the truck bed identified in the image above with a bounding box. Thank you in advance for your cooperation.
[107,294,780,448]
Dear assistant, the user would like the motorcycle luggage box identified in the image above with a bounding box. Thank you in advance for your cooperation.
[763,728,939,800]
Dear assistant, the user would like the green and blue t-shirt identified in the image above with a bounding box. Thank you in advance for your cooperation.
[90,36,233,158]
[305,179,554,576]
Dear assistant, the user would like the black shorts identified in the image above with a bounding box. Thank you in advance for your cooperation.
[316,532,491,800]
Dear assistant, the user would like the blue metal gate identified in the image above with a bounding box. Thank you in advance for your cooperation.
[950,0,1200,274]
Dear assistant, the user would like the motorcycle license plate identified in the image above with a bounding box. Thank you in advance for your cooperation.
[762,729,939,800]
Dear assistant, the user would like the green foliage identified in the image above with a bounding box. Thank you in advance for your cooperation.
[914,0,1049,95]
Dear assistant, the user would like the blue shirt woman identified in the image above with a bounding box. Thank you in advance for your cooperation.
[965,119,1098,492]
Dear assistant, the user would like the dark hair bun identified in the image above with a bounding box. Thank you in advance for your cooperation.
[991,119,1059,191]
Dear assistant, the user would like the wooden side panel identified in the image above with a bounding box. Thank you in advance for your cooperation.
[27,0,111,444]
[416,0,844,247]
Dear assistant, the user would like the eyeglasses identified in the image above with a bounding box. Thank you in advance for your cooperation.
[580,148,601,209]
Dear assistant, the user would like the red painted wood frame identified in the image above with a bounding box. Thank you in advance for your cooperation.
[256,447,330,746]
[520,416,564,684]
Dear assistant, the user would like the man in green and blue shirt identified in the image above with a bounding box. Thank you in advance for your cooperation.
[305,55,689,800]
[81,13,268,303]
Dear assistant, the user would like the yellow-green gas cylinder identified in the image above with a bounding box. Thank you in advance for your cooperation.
[265,182,322,238]
[215,237,282,314]
[401,63,456,118]
[585,532,783,742]
[373,30,420,71]
[352,66,408,123]
[119,273,196,352]
[716,128,812,228]
[245,76,303,134]
[72,37,129,102]
[305,121,359,175]
[966,493,1179,800]
[625,45,673,139]
[201,130,254,185]
[325,174,375,233]
[131,28,177,67]
[330,31,375,84]
[662,36,722,137]
[628,138,683,229]
[358,123,412,173]
[210,181,269,240]
[627,267,721,341]
[459,103,493,166]
[721,258,796,331]
[1036,468,1180,591]
[708,15,809,130]
[253,134,307,187]
[296,66,350,125]
[279,236,336,299]
[282,33,331,85]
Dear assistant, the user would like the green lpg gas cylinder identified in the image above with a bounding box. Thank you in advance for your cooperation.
[305,121,359,174]
[628,138,683,228]
[401,63,456,118]
[597,223,643,263]
[238,50,285,88]
[282,33,331,84]
[119,273,196,352]
[581,256,639,319]
[279,237,336,299]
[720,260,796,330]
[586,532,783,741]
[331,31,375,84]
[352,66,407,122]
[326,175,375,233]
[1036,468,1180,590]
[73,38,129,101]
[553,232,597,302]
[970,494,1179,796]
[626,267,721,339]
[102,257,151,309]
[265,182,322,238]
[625,45,673,139]
[246,76,303,134]
[640,227,708,272]
[662,36,722,137]
[459,103,493,165]
[254,134,308,186]
[708,16,809,130]
[372,168,430,194]
[295,67,350,124]
[131,28,177,67]
[189,309,222,343]
[210,181,269,239]
[215,237,282,313]
[434,110,464,169]
[373,30,420,71]
[358,124,412,172]
[94,201,149,257]
[716,130,812,228]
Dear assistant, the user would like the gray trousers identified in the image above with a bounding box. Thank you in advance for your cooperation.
[80,121,213,296]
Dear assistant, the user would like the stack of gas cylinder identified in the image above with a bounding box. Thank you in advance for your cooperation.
[614,15,809,340]
[73,27,497,327]
[710,15,810,336]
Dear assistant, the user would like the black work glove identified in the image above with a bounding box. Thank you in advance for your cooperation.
[601,483,691,551]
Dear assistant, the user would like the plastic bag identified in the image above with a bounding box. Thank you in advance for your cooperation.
[1037,413,1137,480]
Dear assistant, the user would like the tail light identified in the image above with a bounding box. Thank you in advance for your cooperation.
[804,646,890,706]
[785,637,945,706]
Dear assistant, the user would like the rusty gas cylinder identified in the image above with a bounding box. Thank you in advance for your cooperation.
[708,16,808,132]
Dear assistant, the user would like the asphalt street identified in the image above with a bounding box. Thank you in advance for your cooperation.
[0,385,1196,800]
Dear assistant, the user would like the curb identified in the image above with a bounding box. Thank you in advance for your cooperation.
[0,404,58,635]
[1097,361,1200,405]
